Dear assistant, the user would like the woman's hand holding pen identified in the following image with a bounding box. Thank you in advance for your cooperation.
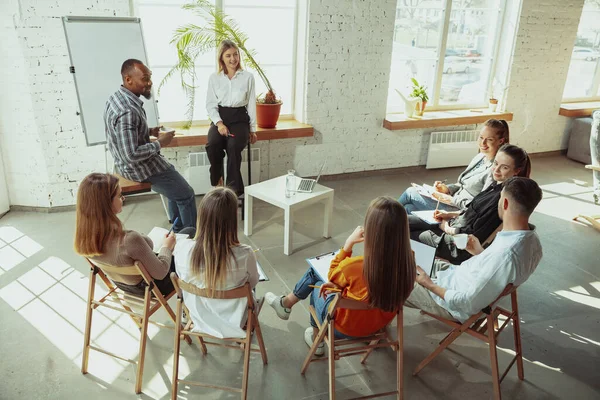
[216,121,229,137]
[319,281,342,298]
[432,191,452,204]
[343,226,365,252]
[163,232,176,251]
[433,210,453,222]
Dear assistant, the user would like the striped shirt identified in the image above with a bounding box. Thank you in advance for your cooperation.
[104,86,171,182]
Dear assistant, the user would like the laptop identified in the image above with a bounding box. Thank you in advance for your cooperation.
[296,163,326,193]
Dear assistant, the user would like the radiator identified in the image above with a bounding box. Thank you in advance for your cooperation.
[188,148,261,195]
[426,130,479,169]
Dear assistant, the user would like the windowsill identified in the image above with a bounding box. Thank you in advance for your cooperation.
[559,101,600,118]
[383,109,514,131]
[153,119,314,148]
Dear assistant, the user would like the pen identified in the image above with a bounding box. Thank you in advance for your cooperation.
[309,285,341,292]
[228,133,235,138]
[167,217,180,235]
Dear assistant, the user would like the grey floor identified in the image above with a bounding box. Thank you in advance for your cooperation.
[0,155,598,400]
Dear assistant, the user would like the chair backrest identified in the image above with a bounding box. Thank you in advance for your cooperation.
[88,258,141,276]
[170,272,255,306]
[482,283,516,314]
[331,294,402,315]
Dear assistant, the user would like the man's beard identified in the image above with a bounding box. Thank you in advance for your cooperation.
[142,91,152,100]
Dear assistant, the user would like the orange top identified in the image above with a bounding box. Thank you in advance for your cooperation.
[328,249,396,337]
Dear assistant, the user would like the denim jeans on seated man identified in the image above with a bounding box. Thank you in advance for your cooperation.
[144,166,197,232]
[293,267,356,340]
[398,187,456,214]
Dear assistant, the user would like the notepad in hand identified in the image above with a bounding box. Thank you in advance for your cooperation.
[306,251,337,282]
[411,210,440,225]
[411,183,436,199]
[147,227,190,253]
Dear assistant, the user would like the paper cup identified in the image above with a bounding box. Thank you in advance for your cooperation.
[453,234,469,250]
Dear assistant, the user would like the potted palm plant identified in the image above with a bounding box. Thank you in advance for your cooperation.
[159,0,282,128]
[410,78,429,116]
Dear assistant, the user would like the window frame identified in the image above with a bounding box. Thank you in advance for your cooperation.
[389,0,508,113]
[135,0,299,125]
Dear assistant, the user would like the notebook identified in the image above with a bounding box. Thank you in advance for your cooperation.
[411,183,436,199]
[411,210,440,225]
[147,227,190,253]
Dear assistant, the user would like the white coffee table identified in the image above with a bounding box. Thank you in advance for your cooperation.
[244,175,334,255]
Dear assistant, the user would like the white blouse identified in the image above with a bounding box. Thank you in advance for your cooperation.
[173,240,259,339]
[206,70,257,132]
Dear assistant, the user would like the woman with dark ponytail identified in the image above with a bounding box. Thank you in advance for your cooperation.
[410,144,531,264]
[399,119,510,212]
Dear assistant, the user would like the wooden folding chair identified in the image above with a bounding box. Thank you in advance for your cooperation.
[413,284,523,400]
[300,294,404,400]
[170,273,268,400]
[81,258,191,394]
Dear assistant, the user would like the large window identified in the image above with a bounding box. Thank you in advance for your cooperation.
[563,0,600,100]
[136,0,297,123]
[387,0,506,114]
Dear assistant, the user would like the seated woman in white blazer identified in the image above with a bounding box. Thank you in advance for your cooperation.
[205,40,257,198]
[398,119,510,213]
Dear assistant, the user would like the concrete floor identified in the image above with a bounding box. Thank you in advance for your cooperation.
[0,155,598,400]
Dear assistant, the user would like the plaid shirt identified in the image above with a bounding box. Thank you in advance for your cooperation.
[104,86,171,182]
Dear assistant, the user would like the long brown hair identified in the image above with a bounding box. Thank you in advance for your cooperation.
[484,119,510,144]
[498,144,532,178]
[74,173,123,256]
[217,39,243,74]
[189,187,239,296]
[362,197,416,312]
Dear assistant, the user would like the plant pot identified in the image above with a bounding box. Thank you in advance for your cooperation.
[256,102,282,128]
[415,101,427,117]
[488,98,498,112]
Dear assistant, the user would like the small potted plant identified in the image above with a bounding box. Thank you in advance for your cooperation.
[410,78,429,116]
[488,97,498,112]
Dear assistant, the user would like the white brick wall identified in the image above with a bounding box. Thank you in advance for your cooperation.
[504,0,585,151]
[0,0,588,208]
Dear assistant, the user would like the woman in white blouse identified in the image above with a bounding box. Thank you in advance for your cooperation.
[205,40,257,197]
[174,187,259,339]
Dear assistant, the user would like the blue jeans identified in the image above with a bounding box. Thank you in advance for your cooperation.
[398,187,455,214]
[293,267,356,340]
[144,166,197,232]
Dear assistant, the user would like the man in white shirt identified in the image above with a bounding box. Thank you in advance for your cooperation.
[405,177,543,322]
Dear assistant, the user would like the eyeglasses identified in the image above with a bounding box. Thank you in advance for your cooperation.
[120,194,125,201]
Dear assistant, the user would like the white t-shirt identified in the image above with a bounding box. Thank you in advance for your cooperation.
[174,240,259,338]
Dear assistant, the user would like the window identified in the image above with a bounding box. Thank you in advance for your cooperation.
[387,0,506,114]
[562,0,600,100]
[135,0,297,123]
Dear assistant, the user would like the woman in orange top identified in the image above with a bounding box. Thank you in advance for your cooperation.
[266,196,416,355]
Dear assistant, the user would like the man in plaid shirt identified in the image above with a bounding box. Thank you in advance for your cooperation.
[104,59,197,232]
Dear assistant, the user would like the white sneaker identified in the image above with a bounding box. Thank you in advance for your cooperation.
[304,327,325,356]
[265,292,291,320]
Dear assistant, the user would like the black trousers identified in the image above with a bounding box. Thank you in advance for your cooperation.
[205,106,250,196]
[408,215,471,264]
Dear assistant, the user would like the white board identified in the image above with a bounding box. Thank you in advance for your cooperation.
[62,16,159,146]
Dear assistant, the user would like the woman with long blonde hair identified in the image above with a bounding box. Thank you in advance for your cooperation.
[74,173,179,295]
[265,196,416,356]
[205,39,257,197]
[174,187,259,338]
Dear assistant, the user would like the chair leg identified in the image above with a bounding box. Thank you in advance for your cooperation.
[171,299,183,400]
[328,324,336,400]
[135,288,152,394]
[413,327,463,376]
[511,292,525,380]
[81,269,96,374]
[487,314,502,400]
[253,312,268,365]
[397,309,404,400]
[360,339,380,364]
[300,319,329,374]
[241,312,253,400]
